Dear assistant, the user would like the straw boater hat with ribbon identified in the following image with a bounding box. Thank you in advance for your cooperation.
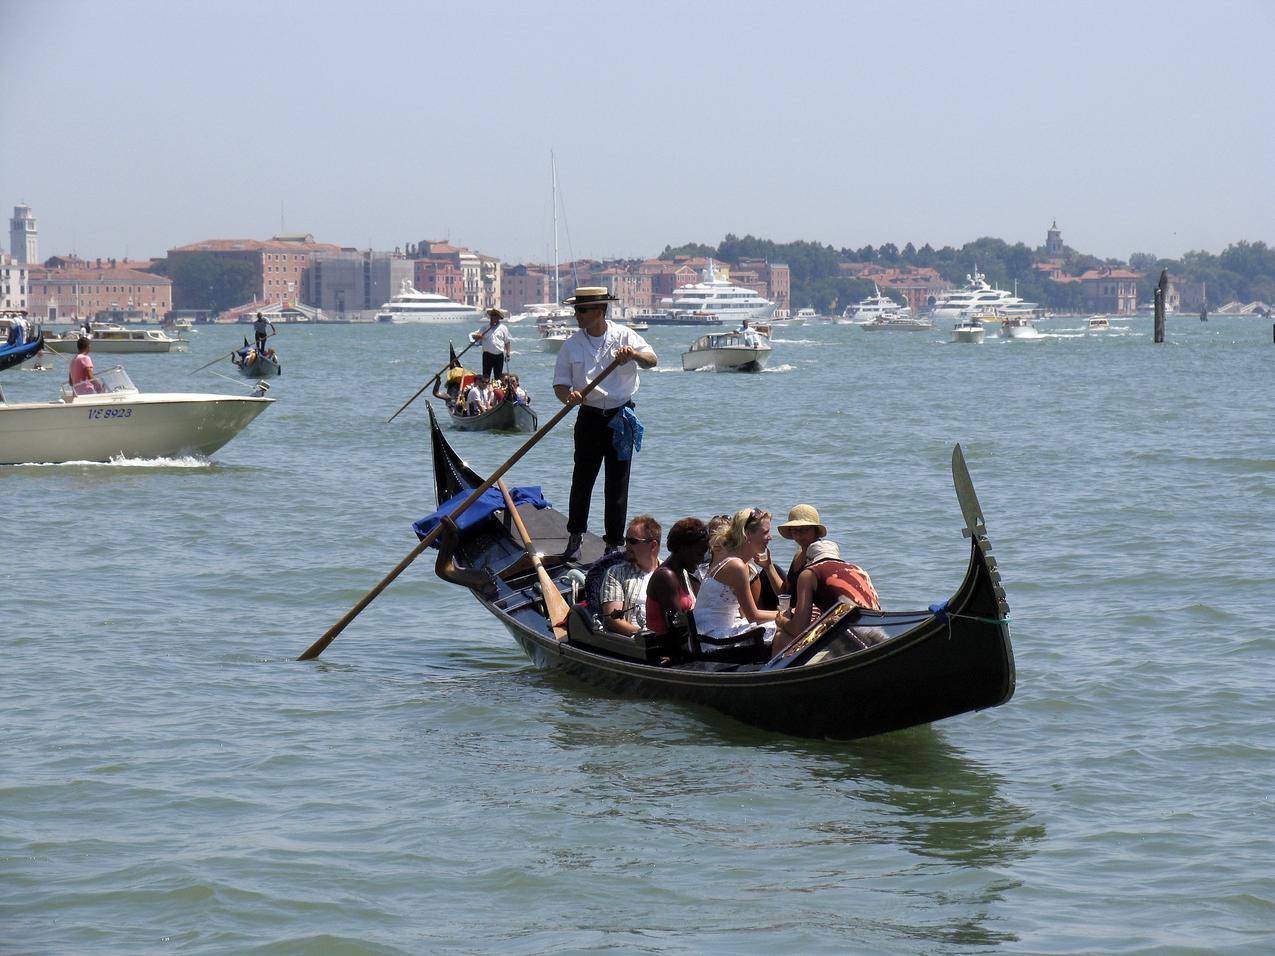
[777,504,828,539]
[486,307,508,320]
[564,286,619,308]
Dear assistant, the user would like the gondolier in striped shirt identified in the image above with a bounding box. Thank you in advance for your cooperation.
[554,287,658,560]
[471,308,512,380]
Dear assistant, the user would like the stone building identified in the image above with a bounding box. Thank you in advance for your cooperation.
[1079,267,1140,314]
[1,250,29,310]
[167,235,341,306]
[409,240,502,309]
[28,259,173,322]
[501,265,553,314]
[8,204,38,265]
[308,250,414,316]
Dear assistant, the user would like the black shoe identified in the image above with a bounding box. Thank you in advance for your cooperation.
[563,532,583,562]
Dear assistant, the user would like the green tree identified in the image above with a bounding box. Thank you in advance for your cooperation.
[160,254,258,311]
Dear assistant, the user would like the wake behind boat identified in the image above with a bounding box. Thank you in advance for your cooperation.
[423,411,1014,739]
[0,365,272,465]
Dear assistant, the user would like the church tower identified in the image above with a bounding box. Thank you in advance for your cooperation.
[9,203,38,264]
[1045,219,1063,258]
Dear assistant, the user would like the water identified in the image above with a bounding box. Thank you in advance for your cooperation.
[4,317,1273,952]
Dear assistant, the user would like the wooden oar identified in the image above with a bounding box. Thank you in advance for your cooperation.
[191,350,236,375]
[497,478,570,641]
[298,355,623,661]
[386,336,483,424]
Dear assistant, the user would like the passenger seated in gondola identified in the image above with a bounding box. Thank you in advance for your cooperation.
[599,515,662,636]
[773,539,880,654]
[506,374,530,405]
[490,378,506,404]
[705,512,782,609]
[465,376,494,415]
[646,517,709,636]
[775,504,828,593]
[695,509,779,642]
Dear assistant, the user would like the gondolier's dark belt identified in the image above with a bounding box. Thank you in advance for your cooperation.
[578,400,635,420]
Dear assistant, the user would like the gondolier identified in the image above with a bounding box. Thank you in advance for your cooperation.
[253,312,276,352]
[471,309,512,380]
[553,287,658,559]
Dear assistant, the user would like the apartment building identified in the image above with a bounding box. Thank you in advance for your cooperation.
[28,258,173,322]
[168,234,341,306]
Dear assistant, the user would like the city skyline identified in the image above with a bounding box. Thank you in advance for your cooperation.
[2,0,1272,264]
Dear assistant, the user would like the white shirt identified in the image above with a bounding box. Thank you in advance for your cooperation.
[477,323,511,355]
[466,384,493,408]
[553,321,651,410]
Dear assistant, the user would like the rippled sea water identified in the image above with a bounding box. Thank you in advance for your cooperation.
[4,317,1273,953]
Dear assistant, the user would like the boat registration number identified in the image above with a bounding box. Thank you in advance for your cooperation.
[88,408,133,420]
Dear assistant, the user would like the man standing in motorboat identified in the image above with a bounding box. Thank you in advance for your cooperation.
[553,287,658,560]
[471,308,512,380]
[253,312,276,354]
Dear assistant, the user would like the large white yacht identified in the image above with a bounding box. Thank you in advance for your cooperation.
[931,270,1040,323]
[375,279,484,324]
[660,260,776,323]
[840,284,911,324]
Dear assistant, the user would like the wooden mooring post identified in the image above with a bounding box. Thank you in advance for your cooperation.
[1153,269,1167,343]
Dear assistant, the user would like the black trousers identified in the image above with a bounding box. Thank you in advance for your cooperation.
[482,352,505,379]
[568,403,633,546]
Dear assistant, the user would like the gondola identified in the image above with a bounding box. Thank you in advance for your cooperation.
[424,407,1015,739]
[448,389,538,433]
[232,338,281,378]
[0,333,44,373]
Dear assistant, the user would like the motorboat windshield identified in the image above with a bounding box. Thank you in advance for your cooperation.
[60,365,138,401]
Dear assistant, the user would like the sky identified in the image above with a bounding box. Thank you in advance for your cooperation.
[2,0,1272,265]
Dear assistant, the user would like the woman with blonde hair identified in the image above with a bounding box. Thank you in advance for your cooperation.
[693,508,779,641]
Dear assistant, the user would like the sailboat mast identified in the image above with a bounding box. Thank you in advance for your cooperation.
[551,151,560,303]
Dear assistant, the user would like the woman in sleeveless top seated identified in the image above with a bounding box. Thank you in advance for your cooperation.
[694,509,780,643]
[646,517,710,636]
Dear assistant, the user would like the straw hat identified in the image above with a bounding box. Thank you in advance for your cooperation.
[777,504,827,539]
[487,308,508,320]
[564,286,619,308]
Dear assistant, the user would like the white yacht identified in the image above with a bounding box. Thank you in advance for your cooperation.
[660,260,776,323]
[375,279,484,324]
[791,308,817,325]
[44,324,188,353]
[840,284,910,324]
[931,271,1040,323]
[860,311,935,332]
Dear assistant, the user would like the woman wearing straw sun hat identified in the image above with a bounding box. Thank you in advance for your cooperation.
[776,504,827,594]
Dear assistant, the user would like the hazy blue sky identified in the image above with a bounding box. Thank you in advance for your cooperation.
[3,0,1271,263]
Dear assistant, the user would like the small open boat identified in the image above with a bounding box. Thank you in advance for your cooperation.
[232,339,282,378]
[449,389,538,433]
[0,365,272,465]
[682,331,773,371]
[424,409,1014,739]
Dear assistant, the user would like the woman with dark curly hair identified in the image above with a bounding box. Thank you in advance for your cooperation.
[645,517,711,636]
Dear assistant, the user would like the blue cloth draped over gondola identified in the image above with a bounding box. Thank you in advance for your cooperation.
[413,485,550,546]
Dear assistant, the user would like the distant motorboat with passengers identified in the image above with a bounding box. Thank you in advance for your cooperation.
[682,329,774,371]
[44,323,188,353]
[0,365,272,465]
[1000,316,1043,340]
[951,317,986,343]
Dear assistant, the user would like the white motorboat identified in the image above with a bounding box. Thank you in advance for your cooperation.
[791,308,817,325]
[841,284,910,324]
[1000,316,1043,340]
[513,302,573,326]
[1087,315,1111,332]
[681,331,773,372]
[932,270,1041,323]
[951,317,986,343]
[0,365,272,465]
[661,260,776,323]
[44,324,188,353]
[860,311,935,332]
[540,323,572,353]
[375,279,484,324]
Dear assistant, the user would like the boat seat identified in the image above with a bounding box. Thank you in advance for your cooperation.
[685,618,772,665]
[565,604,679,665]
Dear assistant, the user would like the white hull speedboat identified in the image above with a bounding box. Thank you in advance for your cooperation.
[375,279,484,324]
[45,324,188,353]
[861,312,935,332]
[1087,315,1111,332]
[682,332,773,372]
[1000,317,1042,340]
[540,326,572,353]
[951,319,986,343]
[0,366,272,465]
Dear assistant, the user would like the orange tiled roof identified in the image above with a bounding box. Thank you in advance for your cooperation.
[1078,268,1141,280]
[170,238,342,254]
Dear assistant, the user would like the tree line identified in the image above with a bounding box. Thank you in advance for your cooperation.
[661,234,1275,313]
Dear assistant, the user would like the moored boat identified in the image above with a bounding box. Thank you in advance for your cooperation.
[681,330,773,371]
[44,324,188,353]
[0,365,272,465]
[422,411,1014,739]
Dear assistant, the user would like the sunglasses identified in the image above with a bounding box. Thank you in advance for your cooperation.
[625,536,656,545]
